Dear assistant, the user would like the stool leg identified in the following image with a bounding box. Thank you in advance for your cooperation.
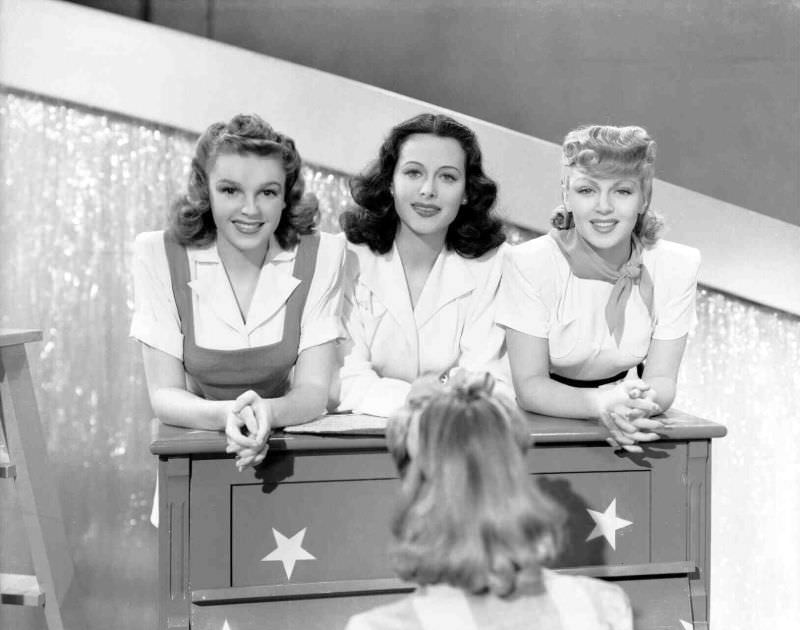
[1,342,73,629]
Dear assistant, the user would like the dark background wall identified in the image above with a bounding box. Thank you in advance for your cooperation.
[67,0,799,226]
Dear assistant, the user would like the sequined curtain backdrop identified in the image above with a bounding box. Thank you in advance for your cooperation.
[0,90,352,627]
[1,89,798,628]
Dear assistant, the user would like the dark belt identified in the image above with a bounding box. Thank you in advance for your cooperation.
[550,363,644,389]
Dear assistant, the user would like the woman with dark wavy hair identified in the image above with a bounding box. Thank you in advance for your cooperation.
[335,113,508,417]
[131,114,345,471]
[345,372,632,630]
[497,124,701,453]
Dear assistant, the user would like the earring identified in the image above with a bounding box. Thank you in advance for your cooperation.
[558,204,573,229]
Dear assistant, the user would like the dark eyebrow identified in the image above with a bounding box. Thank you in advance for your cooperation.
[400,160,463,174]
[213,178,283,188]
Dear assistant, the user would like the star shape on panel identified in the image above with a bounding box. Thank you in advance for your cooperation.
[221,621,231,630]
[586,498,633,550]
[679,621,693,630]
[262,527,316,580]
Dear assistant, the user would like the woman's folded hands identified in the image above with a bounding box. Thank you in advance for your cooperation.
[225,390,272,470]
[595,379,672,453]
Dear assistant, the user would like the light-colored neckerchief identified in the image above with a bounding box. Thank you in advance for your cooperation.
[549,227,654,345]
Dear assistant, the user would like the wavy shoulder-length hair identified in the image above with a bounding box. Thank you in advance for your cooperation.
[552,124,664,244]
[340,113,505,258]
[168,113,317,249]
[386,372,565,598]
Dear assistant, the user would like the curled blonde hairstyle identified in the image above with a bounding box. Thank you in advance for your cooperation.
[551,124,664,244]
[386,372,564,597]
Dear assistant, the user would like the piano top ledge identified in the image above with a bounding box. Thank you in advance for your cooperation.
[150,409,726,456]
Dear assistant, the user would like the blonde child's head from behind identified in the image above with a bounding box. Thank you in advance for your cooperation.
[386,371,565,598]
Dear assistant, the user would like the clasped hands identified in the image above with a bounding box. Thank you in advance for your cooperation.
[225,390,272,471]
[224,377,666,464]
[596,379,671,453]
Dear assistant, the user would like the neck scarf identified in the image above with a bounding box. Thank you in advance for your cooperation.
[549,227,654,345]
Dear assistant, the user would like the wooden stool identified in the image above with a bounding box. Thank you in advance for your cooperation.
[1,329,73,629]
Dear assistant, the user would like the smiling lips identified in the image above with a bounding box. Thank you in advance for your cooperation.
[411,202,441,218]
[590,219,618,234]
[232,220,264,235]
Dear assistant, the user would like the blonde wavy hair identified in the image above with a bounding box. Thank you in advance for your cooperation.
[386,372,564,597]
[551,124,664,244]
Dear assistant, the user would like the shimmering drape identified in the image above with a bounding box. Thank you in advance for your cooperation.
[0,90,353,628]
[675,289,800,627]
[1,89,798,628]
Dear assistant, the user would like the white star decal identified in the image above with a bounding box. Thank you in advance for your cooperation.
[221,621,231,630]
[261,527,316,580]
[586,499,633,550]
[679,621,693,630]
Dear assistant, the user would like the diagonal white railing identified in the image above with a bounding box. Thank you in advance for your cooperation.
[1,0,798,315]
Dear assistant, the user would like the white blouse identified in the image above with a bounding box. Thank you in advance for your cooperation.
[130,230,346,360]
[345,569,632,630]
[496,234,700,381]
[337,240,510,417]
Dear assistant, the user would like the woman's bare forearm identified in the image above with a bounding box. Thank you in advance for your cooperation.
[150,387,231,430]
[142,343,231,430]
[515,374,602,419]
[642,375,677,413]
[268,341,337,428]
[268,382,329,428]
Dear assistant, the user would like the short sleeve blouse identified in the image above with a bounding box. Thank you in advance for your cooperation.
[495,234,700,381]
[345,570,632,630]
[130,230,345,360]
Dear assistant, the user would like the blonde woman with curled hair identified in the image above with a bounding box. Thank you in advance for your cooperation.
[345,372,632,630]
[497,125,700,452]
